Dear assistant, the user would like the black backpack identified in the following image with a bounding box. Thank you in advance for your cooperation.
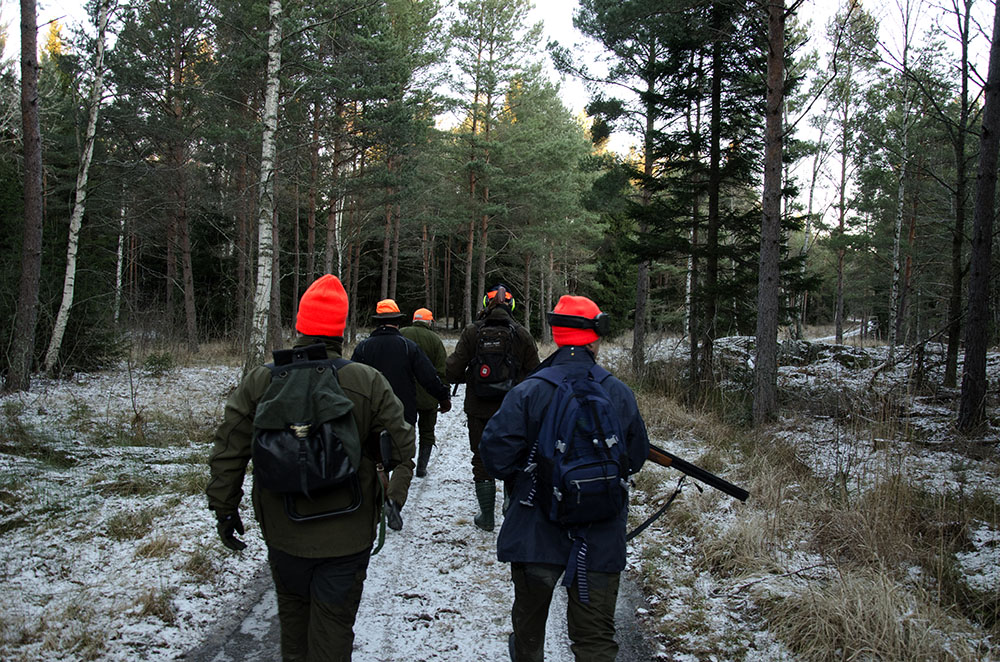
[252,344,363,522]
[468,319,517,399]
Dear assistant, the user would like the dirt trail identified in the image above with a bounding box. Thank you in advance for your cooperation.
[184,390,655,661]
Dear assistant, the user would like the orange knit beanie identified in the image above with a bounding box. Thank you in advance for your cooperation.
[295,275,349,337]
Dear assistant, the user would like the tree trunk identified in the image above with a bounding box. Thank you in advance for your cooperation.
[422,222,431,306]
[753,0,784,426]
[269,202,282,351]
[178,195,199,353]
[307,103,319,283]
[6,0,43,392]
[945,0,974,387]
[699,13,725,387]
[957,0,1000,432]
[245,0,283,375]
[44,0,109,373]
[114,195,126,323]
[523,254,532,335]
[390,202,400,299]
[464,221,474,325]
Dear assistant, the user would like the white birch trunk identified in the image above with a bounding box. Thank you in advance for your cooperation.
[43,0,109,374]
[888,0,916,361]
[247,0,283,373]
[114,198,125,323]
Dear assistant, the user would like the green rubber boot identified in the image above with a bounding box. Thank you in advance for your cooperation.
[474,480,496,532]
[415,444,433,478]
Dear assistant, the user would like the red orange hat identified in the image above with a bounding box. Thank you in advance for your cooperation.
[413,308,433,323]
[550,295,602,347]
[296,275,349,337]
[374,298,405,320]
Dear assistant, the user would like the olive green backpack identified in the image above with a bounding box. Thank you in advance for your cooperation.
[252,343,362,522]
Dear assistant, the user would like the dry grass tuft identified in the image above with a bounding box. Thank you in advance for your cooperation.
[759,568,983,661]
[105,506,163,541]
[180,548,217,584]
[135,586,177,625]
[136,534,179,559]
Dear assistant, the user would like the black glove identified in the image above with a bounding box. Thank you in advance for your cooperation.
[438,398,452,414]
[385,499,403,531]
[216,512,247,551]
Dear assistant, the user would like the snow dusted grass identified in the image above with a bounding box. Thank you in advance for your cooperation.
[1,336,997,661]
[605,336,999,660]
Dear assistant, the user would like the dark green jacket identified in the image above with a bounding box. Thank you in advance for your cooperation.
[445,307,539,418]
[206,336,415,558]
[400,321,447,411]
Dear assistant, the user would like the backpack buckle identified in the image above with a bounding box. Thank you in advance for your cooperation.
[555,440,566,454]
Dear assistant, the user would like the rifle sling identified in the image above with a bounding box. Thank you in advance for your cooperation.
[625,475,688,542]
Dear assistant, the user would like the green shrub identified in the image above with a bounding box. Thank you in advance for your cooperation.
[142,352,175,377]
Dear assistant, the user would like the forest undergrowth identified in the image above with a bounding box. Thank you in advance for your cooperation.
[604,334,999,661]
[1,336,997,661]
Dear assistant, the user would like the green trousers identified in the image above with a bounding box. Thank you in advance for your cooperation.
[268,546,371,662]
[415,407,438,448]
[510,562,620,662]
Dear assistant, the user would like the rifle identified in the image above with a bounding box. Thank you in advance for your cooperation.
[647,443,749,502]
[627,444,748,541]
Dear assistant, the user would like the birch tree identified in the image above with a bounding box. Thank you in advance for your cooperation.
[246,0,283,375]
[43,0,111,374]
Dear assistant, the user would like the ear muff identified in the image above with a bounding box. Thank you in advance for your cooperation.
[546,312,610,336]
[483,289,515,310]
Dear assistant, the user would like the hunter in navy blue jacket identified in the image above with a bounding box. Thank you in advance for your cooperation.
[480,344,650,573]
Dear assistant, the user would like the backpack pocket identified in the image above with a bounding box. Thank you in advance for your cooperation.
[552,459,626,525]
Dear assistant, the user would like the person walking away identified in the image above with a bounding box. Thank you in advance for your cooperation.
[400,307,448,477]
[445,284,538,532]
[479,295,650,662]
[207,274,416,662]
[352,299,451,527]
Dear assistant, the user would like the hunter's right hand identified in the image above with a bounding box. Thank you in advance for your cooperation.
[216,512,247,551]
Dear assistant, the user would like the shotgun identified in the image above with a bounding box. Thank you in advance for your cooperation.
[647,443,749,502]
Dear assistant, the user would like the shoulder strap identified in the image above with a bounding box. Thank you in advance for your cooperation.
[530,365,569,387]
[588,363,612,384]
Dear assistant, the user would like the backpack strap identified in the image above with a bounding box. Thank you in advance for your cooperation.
[563,533,591,603]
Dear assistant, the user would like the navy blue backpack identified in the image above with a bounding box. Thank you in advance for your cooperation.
[521,363,629,525]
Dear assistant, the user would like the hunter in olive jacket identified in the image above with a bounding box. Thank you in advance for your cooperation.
[206,335,415,558]
[400,320,448,412]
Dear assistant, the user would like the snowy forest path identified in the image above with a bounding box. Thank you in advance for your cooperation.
[184,387,653,661]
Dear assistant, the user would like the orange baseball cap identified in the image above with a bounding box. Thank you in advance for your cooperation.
[413,308,433,322]
[374,298,405,320]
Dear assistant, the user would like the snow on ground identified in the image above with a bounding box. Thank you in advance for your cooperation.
[2,334,998,660]
[0,364,590,661]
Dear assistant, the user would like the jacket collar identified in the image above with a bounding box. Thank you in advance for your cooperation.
[371,325,401,337]
[293,334,344,357]
[536,345,596,372]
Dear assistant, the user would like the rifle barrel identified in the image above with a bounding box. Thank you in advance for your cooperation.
[648,444,749,502]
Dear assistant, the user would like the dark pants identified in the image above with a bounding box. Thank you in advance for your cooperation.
[467,414,493,482]
[268,546,371,662]
[510,562,620,662]
[416,407,438,449]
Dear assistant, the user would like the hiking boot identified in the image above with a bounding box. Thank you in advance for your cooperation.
[415,444,432,478]
[474,480,496,531]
